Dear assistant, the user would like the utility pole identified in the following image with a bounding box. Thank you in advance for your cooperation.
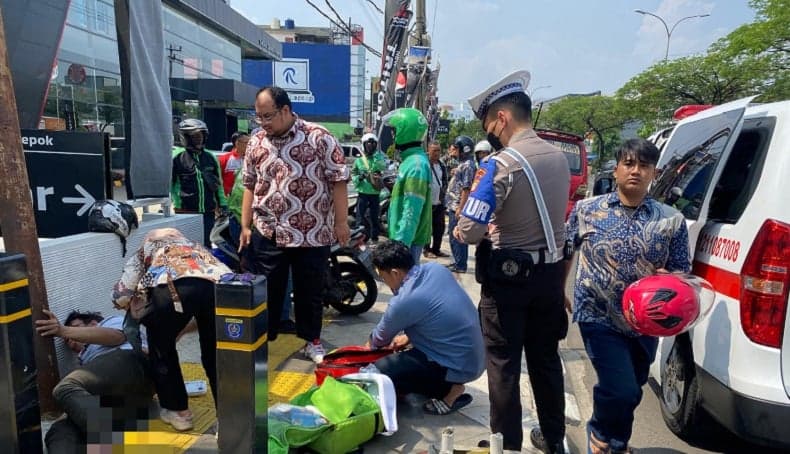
[0,8,60,413]
[167,43,183,79]
[413,0,427,113]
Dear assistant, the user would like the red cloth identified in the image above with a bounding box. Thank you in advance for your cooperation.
[218,148,242,196]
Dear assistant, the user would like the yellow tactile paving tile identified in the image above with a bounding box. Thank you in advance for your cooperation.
[122,363,215,452]
[267,333,307,370]
[268,370,315,405]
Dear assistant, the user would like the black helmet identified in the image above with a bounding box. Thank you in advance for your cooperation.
[88,200,138,256]
[178,119,208,148]
[453,135,475,159]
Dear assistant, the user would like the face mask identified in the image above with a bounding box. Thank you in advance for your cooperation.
[486,120,504,151]
[184,132,205,150]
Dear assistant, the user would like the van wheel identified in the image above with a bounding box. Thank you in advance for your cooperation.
[660,338,701,438]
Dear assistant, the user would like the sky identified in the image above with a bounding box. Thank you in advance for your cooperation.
[230,0,755,108]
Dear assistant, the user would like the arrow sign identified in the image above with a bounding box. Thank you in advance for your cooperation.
[62,184,96,216]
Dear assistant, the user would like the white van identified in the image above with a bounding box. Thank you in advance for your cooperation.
[648,97,790,448]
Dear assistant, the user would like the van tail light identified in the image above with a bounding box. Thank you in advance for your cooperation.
[740,219,790,348]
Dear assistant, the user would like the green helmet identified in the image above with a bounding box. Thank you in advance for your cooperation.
[383,108,428,146]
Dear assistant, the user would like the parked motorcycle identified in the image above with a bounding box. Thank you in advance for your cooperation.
[323,226,378,315]
[348,170,397,233]
[210,215,378,315]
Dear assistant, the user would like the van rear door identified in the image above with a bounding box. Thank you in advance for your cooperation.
[650,96,755,256]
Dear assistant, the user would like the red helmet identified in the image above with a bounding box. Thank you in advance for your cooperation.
[622,274,714,337]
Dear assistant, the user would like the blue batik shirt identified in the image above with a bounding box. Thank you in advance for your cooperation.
[566,192,691,336]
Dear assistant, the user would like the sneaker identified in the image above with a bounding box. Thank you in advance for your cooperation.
[434,250,450,258]
[423,250,437,259]
[303,339,326,364]
[160,409,194,431]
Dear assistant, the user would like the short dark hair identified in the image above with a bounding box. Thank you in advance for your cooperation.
[428,141,441,149]
[256,86,292,110]
[372,240,414,271]
[231,131,249,146]
[615,138,660,166]
[484,92,532,125]
[64,310,104,327]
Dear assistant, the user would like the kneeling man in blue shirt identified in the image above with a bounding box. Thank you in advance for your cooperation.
[368,240,485,415]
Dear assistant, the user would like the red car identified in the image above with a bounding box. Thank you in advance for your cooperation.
[536,128,589,218]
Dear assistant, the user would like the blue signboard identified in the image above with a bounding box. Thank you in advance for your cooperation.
[243,43,351,122]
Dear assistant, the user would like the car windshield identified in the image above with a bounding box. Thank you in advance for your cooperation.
[650,108,743,220]
[543,138,582,174]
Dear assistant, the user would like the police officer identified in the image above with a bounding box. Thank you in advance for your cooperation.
[454,70,571,454]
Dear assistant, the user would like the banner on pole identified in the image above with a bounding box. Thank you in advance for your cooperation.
[375,0,412,136]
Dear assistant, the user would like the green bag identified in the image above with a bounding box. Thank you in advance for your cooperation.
[290,377,384,454]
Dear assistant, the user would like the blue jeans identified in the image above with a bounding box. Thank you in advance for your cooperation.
[410,244,423,265]
[579,322,658,452]
[282,268,293,321]
[447,210,468,271]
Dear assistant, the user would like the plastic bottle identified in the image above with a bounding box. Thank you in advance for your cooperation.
[268,404,328,428]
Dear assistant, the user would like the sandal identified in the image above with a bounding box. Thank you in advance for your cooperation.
[423,393,472,415]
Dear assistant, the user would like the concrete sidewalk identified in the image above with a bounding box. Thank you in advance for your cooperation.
[268,250,568,453]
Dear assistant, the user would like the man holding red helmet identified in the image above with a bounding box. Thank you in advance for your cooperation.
[559,138,691,454]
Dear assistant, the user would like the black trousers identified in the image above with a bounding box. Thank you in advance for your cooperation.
[425,204,446,253]
[46,349,152,451]
[479,261,568,451]
[142,278,217,412]
[374,348,453,399]
[242,229,329,342]
[355,193,381,241]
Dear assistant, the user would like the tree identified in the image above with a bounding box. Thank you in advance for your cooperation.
[617,54,760,133]
[617,0,789,133]
[447,117,484,143]
[710,0,789,102]
[539,95,630,167]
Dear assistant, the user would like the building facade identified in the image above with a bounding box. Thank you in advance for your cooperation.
[254,19,365,138]
[37,0,280,149]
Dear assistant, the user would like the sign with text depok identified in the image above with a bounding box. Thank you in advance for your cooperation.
[21,130,111,238]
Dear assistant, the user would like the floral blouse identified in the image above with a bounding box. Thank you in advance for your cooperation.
[112,229,231,311]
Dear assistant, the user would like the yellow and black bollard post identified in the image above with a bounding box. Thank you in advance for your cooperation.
[0,253,43,453]
[215,275,267,453]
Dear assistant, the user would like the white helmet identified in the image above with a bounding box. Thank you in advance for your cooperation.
[361,132,378,144]
[474,140,493,154]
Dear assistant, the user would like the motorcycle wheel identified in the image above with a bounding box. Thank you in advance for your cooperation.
[329,262,378,315]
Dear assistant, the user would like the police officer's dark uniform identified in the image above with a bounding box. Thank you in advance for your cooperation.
[457,71,571,453]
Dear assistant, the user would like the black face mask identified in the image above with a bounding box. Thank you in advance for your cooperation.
[486,119,505,151]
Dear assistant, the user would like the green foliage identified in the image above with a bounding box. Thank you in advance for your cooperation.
[539,96,630,167]
[710,0,789,102]
[617,0,789,130]
[448,118,485,143]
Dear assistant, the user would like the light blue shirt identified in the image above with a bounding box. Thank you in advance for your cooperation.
[78,316,147,365]
[370,262,485,383]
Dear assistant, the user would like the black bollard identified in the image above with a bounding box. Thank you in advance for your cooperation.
[215,275,267,453]
[0,253,43,453]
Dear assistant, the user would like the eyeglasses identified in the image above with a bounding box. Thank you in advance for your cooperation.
[255,108,281,124]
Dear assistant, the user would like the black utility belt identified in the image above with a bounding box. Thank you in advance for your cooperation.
[476,242,561,285]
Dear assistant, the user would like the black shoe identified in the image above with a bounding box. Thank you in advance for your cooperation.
[446,264,467,273]
[530,427,565,454]
[279,319,297,334]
